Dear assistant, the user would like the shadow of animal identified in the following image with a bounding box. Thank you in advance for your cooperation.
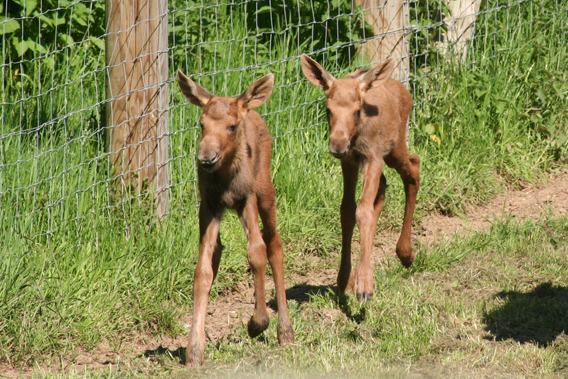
[144,345,186,365]
[268,283,368,324]
[483,282,568,346]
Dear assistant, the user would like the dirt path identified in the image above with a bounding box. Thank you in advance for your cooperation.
[417,167,568,247]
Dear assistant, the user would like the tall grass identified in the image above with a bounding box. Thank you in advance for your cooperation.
[408,0,568,215]
[0,0,567,368]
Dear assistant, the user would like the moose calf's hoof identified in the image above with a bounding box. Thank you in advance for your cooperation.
[277,324,295,345]
[401,258,414,268]
[398,253,415,268]
[396,244,415,268]
[185,345,205,367]
[248,315,270,338]
[356,293,373,302]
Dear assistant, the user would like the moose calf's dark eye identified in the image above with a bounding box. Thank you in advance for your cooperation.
[355,109,361,118]
[229,125,237,133]
[199,123,204,130]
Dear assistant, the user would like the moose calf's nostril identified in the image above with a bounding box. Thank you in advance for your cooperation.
[329,143,350,158]
[198,151,220,166]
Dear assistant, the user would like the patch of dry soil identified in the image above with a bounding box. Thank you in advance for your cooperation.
[417,168,568,247]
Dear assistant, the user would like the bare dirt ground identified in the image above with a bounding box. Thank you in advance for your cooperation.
[4,168,568,378]
[416,167,568,249]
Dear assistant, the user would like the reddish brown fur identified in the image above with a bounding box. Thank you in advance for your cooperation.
[176,70,294,367]
[301,55,420,301]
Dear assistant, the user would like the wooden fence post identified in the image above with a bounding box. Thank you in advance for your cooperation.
[440,0,483,62]
[105,0,170,218]
[355,0,410,83]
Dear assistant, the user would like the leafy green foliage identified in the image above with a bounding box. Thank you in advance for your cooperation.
[245,0,373,66]
[409,0,449,69]
[2,0,106,143]
[1,0,104,64]
[409,0,568,215]
[169,0,219,69]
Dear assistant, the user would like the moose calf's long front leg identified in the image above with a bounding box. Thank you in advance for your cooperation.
[354,160,385,300]
[186,210,222,367]
[258,188,295,345]
[239,196,270,338]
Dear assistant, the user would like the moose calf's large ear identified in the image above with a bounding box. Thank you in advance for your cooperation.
[239,73,274,109]
[176,69,213,108]
[300,54,335,91]
[359,58,395,92]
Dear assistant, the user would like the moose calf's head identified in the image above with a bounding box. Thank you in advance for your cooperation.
[300,54,394,159]
[176,70,275,171]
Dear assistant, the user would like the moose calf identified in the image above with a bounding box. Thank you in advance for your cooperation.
[301,55,420,301]
[176,70,294,367]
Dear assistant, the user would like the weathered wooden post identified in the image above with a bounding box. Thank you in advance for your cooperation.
[355,0,410,83]
[440,0,483,62]
[105,0,170,218]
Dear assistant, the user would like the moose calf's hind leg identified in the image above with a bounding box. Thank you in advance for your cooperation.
[258,193,295,345]
[265,233,295,344]
[395,154,420,268]
[239,199,271,339]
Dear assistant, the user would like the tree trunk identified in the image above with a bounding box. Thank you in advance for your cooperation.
[440,0,483,62]
[355,0,410,83]
[105,0,170,218]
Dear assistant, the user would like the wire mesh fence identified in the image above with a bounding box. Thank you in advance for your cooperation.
[1,0,544,243]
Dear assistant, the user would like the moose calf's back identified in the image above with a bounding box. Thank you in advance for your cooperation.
[365,79,412,151]
[340,77,412,159]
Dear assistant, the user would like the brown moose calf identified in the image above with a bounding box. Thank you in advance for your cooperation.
[301,55,420,301]
[176,70,294,367]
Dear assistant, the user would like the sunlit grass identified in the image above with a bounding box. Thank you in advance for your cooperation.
[0,0,567,376]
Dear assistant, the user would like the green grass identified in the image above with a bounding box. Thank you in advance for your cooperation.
[14,213,568,378]
[1,0,568,376]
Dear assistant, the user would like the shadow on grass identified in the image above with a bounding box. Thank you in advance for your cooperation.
[144,345,186,365]
[337,292,368,324]
[285,283,336,305]
[268,283,367,324]
[483,282,568,346]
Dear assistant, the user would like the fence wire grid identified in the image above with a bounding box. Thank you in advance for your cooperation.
[0,0,551,242]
